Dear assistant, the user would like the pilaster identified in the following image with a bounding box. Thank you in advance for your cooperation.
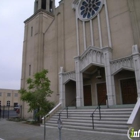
[59,67,65,107]
[74,56,84,107]
[132,45,140,99]
[102,47,116,106]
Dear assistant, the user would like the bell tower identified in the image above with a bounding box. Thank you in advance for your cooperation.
[34,0,55,14]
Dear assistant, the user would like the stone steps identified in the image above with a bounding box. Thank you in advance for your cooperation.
[42,106,133,134]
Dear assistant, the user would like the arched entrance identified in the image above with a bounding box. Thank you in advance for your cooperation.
[114,69,137,104]
[65,80,76,107]
[120,78,137,104]
[83,65,106,106]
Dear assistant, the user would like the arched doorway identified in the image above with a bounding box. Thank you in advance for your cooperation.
[114,69,137,104]
[65,80,76,107]
[120,78,137,104]
[83,65,106,106]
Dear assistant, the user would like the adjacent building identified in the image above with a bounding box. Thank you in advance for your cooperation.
[0,89,20,107]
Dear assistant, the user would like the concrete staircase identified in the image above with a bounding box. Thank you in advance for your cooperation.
[43,106,134,134]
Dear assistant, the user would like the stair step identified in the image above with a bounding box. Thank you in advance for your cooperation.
[44,106,133,135]
[48,119,127,125]
[53,114,130,118]
[42,124,127,134]
[46,121,128,129]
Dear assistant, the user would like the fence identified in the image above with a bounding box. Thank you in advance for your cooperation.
[0,105,22,119]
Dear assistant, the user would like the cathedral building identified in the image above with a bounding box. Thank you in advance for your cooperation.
[21,0,140,119]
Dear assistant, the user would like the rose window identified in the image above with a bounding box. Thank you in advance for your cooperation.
[79,0,102,20]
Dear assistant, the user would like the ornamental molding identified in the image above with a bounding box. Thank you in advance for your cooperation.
[110,56,134,75]
[80,46,103,59]
[72,0,80,10]
[63,71,76,84]
[78,46,104,71]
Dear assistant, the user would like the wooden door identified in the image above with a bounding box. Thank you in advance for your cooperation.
[121,78,137,104]
[84,85,92,106]
[97,83,107,105]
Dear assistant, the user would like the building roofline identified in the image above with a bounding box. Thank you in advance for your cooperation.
[24,9,55,23]
[0,88,19,91]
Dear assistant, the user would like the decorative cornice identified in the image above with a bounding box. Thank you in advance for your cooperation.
[80,46,103,59]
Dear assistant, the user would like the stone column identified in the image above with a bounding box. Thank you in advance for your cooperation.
[59,67,66,107]
[132,45,140,99]
[74,56,84,107]
[102,47,116,106]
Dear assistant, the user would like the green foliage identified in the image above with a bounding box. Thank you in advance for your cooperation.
[19,69,54,119]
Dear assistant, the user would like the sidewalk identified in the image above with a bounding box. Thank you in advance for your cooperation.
[0,119,136,140]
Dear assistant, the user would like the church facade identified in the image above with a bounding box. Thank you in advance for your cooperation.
[21,0,140,118]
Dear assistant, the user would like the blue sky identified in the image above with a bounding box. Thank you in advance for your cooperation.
[0,0,60,89]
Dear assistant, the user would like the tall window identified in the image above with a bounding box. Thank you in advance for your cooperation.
[35,1,38,11]
[42,0,46,9]
[31,27,33,36]
[29,65,31,76]
[7,101,10,106]
[7,93,11,97]
[50,0,53,12]
[0,101,1,106]
[0,93,2,96]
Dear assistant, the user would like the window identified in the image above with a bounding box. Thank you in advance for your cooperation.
[7,101,10,106]
[0,93,2,96]
[49,0,53,12]
[7,93,11,97]
[15,93,18,97]
[31,27,33,36]
[42,0,46,10]
[29,65,31,76]
[35,1,38,11]
[0,101,1,106]
[79,0,103,20]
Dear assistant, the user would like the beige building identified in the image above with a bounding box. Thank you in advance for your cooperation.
[0,89,20,107]
[21,0,140,118]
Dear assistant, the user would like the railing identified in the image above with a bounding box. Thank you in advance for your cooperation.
[0,105,22,119]
[58,98,77,119]
[127,98,140,130]
[90,95,108,129]
[42,102,62,140]
[42,102,62,124]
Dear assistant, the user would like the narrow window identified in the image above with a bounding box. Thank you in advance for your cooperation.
[29,65,31,76]
[50,0,53,12]
[7,93,11,97]
[31,27,33,36]
[7,101,10,107]
[42,0,46,9]
[0,101,1,106]
[36,1,38,11]
[0,93,2,96]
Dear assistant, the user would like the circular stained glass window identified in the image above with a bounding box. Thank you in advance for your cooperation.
[78,0,103,21]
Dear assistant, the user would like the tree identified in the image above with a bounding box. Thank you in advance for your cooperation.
[19,69,54,121]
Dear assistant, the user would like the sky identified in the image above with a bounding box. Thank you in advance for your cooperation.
[0,0,60,90]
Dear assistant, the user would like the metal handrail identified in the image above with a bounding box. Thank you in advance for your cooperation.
[59,98,77,119]
[90,95,108,129]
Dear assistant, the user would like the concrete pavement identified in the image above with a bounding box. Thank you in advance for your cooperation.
[0,119,137,140]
